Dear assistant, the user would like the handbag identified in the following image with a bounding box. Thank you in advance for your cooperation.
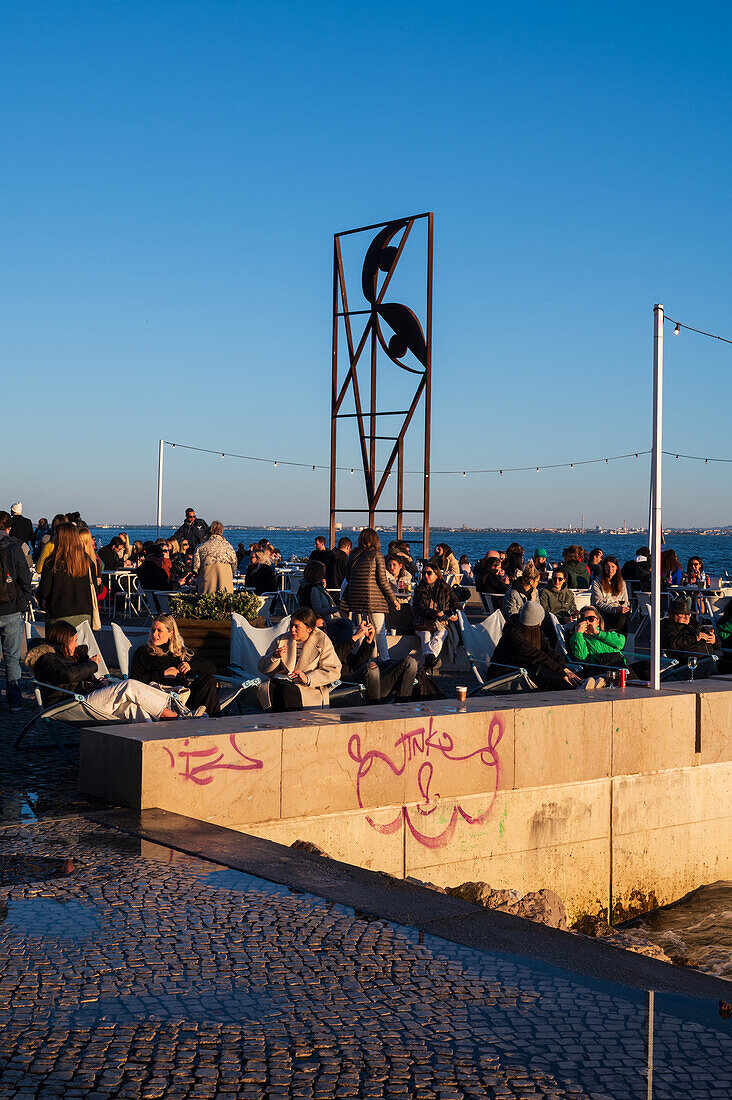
[88,569,101,631]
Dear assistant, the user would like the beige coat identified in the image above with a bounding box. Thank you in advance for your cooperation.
[257,627,341,709]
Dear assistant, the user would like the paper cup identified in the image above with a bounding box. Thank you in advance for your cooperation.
[456,686,467,702]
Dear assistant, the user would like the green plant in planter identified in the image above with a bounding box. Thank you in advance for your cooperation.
[169,590,262,622]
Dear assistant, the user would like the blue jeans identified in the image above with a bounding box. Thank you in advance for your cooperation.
[0,612,23,706]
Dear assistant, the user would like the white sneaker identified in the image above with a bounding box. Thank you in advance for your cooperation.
[594,677,607,690]
[583,677,596,691]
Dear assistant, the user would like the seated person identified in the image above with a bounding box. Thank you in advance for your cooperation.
[245,549,278,595]
[590,556,631,635]
[562,546,590,590]
[257,607,341,711]
[137,542,180,591]
[130,540,145,569]
[539,565,578,624]
[502,561,541,619]
[385,554,409,592]
[387,540,418,578]
[413,564,459,670]
[130,613,222,716]
[716,597,732,654]
[459,555,474,585]
[26,620,185,720]
[297,560,340,621]
[621,547,651,589]
[475,552,509,595]
[98,536,127,571]
[491,603,582,691]
[587,548,604,579]
[661,597,721,668]
[660,548,683,588]
[532,547,549,581]
[324,618,417,703]
[682,556,708,588]
[567,607,628,674]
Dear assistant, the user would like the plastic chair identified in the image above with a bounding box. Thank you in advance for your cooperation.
[113,572,145,619]
[229,612,291,681]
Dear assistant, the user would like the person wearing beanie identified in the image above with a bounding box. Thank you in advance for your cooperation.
[9,503,33,547]
[491,601,583,691]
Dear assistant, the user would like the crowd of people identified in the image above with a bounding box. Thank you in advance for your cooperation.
[0,500,729,720]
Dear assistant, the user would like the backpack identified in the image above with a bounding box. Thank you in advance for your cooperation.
[0,544,18,604]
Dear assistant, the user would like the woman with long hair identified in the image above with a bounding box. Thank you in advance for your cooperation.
[297,559,340,621]
[413,562,460,669]
[26,619,184,720]
[660,548,683,588]
[35,513,68,571]
[590,555,631,634]
[192,521,238,593]
[78,526,105,618]
[682,555,707,587]
[130,613,221,716]
[341,528,399,660]
[502,543,525,583]
[432,543,460,586]
[257,607,341,711]
[38,523,96,627]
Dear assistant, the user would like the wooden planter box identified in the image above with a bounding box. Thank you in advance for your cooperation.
[175,619,231,671]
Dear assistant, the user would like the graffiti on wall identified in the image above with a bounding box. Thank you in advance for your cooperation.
[162,733,263,787]
[347,714,504,848]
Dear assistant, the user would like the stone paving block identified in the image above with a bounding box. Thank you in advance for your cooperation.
[513,701,612,788]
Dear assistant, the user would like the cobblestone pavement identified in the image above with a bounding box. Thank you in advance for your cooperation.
[1,816,730,1100]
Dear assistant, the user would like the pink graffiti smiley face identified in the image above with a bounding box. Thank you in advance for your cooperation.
[348,714,504,848]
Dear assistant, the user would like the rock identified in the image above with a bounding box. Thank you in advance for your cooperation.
[446,881,497,906]
[573,914,617,938]
[612,935,673,963]
[405,876,446,894]
[290,840,328,857]
[511,889,567,930]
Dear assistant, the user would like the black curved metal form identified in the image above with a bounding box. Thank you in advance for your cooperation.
[330,213,433,557]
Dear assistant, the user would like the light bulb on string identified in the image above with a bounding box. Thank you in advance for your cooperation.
[499,470,503,476]
[462,471,466,478]
[221,453,225,459]
[570,464,574,469]
[273,461,277,467]
[674,324,680,335]
[350,469,354,475]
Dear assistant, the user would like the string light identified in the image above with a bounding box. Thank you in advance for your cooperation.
[665,315,732,345]
[674,323,680,335]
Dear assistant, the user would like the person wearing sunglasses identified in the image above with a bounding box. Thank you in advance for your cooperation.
[568,607,628,680]
[413,563,460,670]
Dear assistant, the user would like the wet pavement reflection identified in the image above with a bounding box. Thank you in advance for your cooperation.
[0,818,729,1099]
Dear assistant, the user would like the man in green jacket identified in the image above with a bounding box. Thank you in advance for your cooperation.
[568,607,627,670]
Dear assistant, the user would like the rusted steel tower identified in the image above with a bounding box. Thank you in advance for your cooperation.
[330,213,433,558]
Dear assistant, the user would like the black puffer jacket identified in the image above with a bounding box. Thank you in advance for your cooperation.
[660,617,719,661]
[0,531,31,615]
[492,615,566,679]
[413,578,459,630]
[342,550,397,615]
[38,555,94,621]
[25,642,100,704]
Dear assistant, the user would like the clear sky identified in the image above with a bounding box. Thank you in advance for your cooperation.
[3,1,731,529]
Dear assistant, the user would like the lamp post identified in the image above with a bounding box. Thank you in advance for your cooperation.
[156,439,164,539]
[650,306,664,690]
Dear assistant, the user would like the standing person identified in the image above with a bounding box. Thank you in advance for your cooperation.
[590,556,631,635]
[326,536,351,589]
[38,523,97,628]
[35,514,68,572]
[0,510,31,711]
[33,517,50,553]
[9,504,33,547]
[192,522,238,594]
[78,527,104,627]
[173,508,210,551]
[341,528,399,661]
[413,563,459,670]
[309,535,331,568]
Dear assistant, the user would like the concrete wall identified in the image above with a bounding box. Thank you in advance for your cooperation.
[79,680,732,923]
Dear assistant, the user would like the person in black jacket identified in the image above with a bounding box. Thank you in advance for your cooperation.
[324,618,417,702]
[660,598,722,673]
[0,510,31,711]
[491,603,583,691]
[26,620,181,719]
[9,503,33,547]
[38,523,96,627]
[475,553,509,595]
[173,508,210,551]
[309,535,331,569]
[98,536,127,571]
[130,614,221,716]
[326,537,351,589]
[413,564,459,670]
[245,550,278,595]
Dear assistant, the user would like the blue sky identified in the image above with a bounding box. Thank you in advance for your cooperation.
[3,1,731,529]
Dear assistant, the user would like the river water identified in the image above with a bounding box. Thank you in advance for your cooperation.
[621,882,732,982]
[89,525,732,577]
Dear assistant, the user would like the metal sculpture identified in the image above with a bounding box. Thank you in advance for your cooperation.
[330,213,433,557]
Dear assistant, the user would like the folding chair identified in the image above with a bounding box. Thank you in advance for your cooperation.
[457,610,536,695]
[111,620,250,713]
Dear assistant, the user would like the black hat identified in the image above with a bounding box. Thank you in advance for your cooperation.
[669,597,691,615]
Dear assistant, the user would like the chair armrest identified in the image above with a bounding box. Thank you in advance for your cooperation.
[32,680,86,703]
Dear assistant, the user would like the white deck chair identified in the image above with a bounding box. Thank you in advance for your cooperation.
[457,609,536,694]
[111,622,133,677]
[75,620,110,677]
[547,613,568,660]
[229,612,291,680]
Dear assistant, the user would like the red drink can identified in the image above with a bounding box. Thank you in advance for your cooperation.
[618,668,627,690]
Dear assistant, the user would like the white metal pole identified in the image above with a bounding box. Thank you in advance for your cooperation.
[156,439,164,538]
[650,306,664,690]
